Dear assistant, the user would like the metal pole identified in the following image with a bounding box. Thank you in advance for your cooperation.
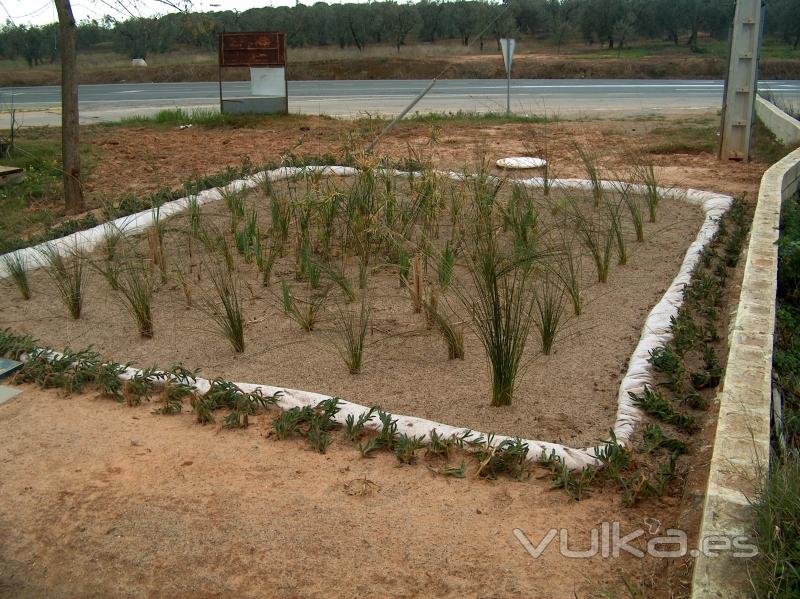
[506,66,511,116]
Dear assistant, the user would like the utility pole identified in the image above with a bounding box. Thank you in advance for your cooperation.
[719,0,764,161]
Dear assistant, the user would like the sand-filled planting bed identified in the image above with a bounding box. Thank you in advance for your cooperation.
[0,168,705,447]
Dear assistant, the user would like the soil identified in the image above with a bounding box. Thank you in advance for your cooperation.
[0,178,704,448]
[83,116,767,204]
[0,383,705,599]
[0,114,768,598]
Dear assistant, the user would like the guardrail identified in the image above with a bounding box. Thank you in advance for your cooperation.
[691,105,800,597]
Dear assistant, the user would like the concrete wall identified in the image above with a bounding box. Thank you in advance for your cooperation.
[691,114,800,597]
[756,95,800,147]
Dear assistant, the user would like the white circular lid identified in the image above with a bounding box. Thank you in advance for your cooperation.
[496,157,547,169]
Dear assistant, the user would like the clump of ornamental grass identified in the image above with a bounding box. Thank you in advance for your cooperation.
[605,195,628,266]
[201,261,245,353]
[221,186,246,235]
[198,224,234,272]
[575,143,603,206]
[332,294,370,374]
[631,157,662,223]
[553,237,582,316]
[424,300,465,360]
[102,222,126,262]
[187,194,202,239]
[2,252,31,300]
[147,206,168,283]
[460,228,536,407]
[281,281,328,332]
[574,202,615,283]
[115,262,156,338]
[40,243,85,319]
[438,241,456,290]
[621,185,645,244]
[533,273,567,355]
[317,260,355,302]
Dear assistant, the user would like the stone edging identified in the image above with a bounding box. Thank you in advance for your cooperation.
[690,140,800,595]
[0,167,733,470]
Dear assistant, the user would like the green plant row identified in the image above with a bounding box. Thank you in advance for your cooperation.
[629,197,750,436]
[0,153,342,256]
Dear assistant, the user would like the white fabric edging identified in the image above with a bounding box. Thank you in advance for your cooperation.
[0,166,732,470]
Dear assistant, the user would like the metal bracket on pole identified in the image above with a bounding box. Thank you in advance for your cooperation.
[719,0,764,161]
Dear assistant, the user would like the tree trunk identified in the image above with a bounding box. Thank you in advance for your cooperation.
[55,0,84,213]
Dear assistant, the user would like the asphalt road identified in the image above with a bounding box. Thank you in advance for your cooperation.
[1,79,799,125]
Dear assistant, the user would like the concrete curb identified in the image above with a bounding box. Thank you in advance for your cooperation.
[756,95,800,146]
[691,137,800,595]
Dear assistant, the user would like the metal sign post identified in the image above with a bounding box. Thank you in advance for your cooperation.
[218,32,288,115]
[500,38,515,116]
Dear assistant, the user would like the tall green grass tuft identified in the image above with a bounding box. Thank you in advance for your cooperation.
[2,252,31,300]
[116,262,156,338]
[575,143,603,206]
[202,262,245,353]
[463,230,535,406]
[40,244,85,319]
[534,275,567,355]
[333,294,370,374]
[575,205,615,283]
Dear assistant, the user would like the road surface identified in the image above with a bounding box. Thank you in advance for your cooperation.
[1,79,799,126]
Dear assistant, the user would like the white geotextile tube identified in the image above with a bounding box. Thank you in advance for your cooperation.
[0,166,733,470]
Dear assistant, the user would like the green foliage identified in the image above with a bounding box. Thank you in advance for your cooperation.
[193,378,281,426]
[343,406,378,442]
[629,385,696,433]
[272,397,341,453]
[0,329,36,360]
[471,434,529,480]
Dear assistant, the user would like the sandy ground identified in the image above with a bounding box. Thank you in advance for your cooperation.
[0,180,704,448]
[0,114,766,597]
[83,116,767,204]
[0,383,707,599]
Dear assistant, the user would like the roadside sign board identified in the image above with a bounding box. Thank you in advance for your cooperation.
[219,32,286,67]
[500,38,515,76]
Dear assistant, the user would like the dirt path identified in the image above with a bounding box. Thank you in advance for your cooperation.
[0,385,698,599]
